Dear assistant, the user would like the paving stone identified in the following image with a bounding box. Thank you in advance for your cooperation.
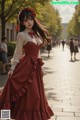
[57,117,80,120]
[54,112,74,116]
[75,112,80,117]
[63,106,80,112]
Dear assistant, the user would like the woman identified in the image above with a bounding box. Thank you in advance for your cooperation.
[0,8,54,120]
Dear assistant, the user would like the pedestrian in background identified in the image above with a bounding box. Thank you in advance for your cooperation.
[0,7,54,120]
[0,37,8,74]
[69,38,74,61]
[74,38,79,60]
[61,39,65,51]
[46,41,52,57]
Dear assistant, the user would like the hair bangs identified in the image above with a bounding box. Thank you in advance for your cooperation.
[23,12,34,21]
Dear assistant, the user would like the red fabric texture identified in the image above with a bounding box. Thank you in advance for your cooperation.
[0,42,54,120]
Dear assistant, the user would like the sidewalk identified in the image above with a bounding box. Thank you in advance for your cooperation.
[42,45,80,120]
[0,45,80,120]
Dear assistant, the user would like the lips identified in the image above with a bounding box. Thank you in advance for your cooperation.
[28,24,32,27]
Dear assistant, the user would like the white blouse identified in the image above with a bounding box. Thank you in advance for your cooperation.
[1,42,8,53]
[10,31,42,70]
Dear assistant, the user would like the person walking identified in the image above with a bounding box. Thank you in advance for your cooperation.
[74,38,79,60]
[69,38,75,61]
[61,40,65,51]
[0,37,8,74]
[46,42,52,57]
[0,8,54,120]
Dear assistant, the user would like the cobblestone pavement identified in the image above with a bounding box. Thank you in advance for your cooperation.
[42,45,80,120]
[0,45,80,120]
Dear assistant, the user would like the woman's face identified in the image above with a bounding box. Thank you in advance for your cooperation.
[23,17,34,30]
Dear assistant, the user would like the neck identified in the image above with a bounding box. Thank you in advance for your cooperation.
[25,29,33,32]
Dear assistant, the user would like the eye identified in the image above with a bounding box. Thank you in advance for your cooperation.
[24,19,28,22]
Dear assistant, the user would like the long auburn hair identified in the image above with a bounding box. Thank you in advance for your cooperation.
[18,8,51,43]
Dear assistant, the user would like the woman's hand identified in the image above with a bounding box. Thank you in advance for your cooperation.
[8,69,14,78]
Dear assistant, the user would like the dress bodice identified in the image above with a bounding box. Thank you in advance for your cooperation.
[10,32,43,70]
[23,41,41,57]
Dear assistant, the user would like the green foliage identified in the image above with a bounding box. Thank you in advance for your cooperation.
[0,0,51,22]
[0,0,51,37]
[39,3,62,38]
[7,42,16,56]
[67,5,80,38]
[0,0,61,39]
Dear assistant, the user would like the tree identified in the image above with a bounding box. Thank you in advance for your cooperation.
[40,3,62,39]
[0,0,51,38]
[67,5,80,40]
[67,17,76,39]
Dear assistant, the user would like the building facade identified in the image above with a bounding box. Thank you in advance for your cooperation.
[0,19,16,43]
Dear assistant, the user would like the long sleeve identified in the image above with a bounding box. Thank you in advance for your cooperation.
[10,32,24,70]
[36,37,42,45]
[36,37,42,58]
[37,50,41,58]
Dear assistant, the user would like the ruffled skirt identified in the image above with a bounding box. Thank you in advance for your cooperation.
[0,56,54,120]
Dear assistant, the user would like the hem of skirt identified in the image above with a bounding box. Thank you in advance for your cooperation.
[11,109,54,120]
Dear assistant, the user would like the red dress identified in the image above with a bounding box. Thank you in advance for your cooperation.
[0,41,54,120]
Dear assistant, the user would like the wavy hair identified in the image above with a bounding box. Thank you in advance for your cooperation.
[18,8,50,43]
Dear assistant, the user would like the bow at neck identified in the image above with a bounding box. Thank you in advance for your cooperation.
[28,31,36,38]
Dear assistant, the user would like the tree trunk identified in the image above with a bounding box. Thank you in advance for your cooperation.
[1,0,6,39]
[1,17,6,39]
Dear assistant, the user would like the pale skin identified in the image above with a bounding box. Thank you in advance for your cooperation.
[8,18,34,78]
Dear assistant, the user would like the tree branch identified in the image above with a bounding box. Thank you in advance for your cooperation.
[5,0,15,18]
[0,1,2,4]
[2,0,6,3]
[5,0,48,22]
[5,0,26,22]
[4,0,7,2]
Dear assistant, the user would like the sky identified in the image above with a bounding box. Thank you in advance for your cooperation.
[52,0,78,23]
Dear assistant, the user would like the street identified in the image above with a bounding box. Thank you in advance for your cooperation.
[0,45,80,120]
[42,45,80,120]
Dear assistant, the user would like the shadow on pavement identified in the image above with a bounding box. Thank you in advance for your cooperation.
[43,67,56,76]
[69,59,80,62]
[41,56,54,61]
[46,91,59,101]
[69,60,75,62]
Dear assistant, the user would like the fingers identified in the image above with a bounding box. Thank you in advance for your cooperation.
[8,73,12,79]
[8,70,13,79]
[8,72,11,78]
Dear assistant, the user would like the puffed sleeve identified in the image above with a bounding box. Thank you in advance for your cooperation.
[10,32,24,70]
